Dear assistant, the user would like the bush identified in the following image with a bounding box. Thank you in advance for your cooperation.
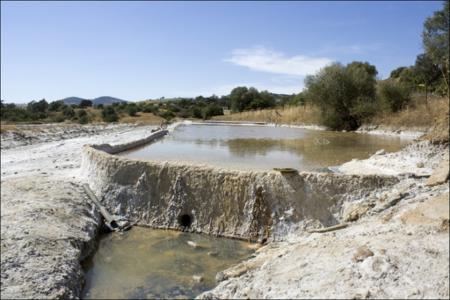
[192,107,202,119]
[63,106,75,118]
[102,106,119,122]
[377,80,412,112]
[159,110,175,121]
[77,109,89,124]
[304,61,378,130]
[127,105,138,116]
[202,105,224,120]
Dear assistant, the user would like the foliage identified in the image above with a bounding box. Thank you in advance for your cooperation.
[202,104,223,120]
[48,100,65,112]
[422,1,449,93]
[230,87,277,112]
[63,106,75,118]
[127,104,138,116]
[79,100,93,108]
[304,62,378,130]
[77,109,89,124]
[101,106,119,122]
[377,80,412,112]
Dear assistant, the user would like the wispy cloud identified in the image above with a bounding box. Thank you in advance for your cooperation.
[225,47,332,76]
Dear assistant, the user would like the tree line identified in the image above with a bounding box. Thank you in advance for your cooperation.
[1,2,447,130]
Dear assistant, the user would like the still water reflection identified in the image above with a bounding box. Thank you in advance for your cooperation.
[82,227,254,299]
[120,124,410,171]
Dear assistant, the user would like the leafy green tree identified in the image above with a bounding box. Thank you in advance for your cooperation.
[377,80,412,112]
[48,100,65,111]
[304,62,378,130]
[102,106,119,122]
[79,100,93,108]
[422,1,449,94]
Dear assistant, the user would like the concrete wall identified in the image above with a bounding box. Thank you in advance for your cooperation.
[81,132,399,242]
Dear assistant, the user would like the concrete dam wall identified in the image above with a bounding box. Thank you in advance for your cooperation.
[81,129,399,242]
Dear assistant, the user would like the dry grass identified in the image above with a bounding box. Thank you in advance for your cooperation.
[0,123,17,133]
[212,105,321,125]
[371,95,449,129]
[118,112,165,125]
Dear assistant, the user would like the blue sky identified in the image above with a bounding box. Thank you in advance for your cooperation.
[1,1,443,103]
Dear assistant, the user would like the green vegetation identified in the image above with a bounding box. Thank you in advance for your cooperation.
[1,2,447,131]
[304,62,378,130]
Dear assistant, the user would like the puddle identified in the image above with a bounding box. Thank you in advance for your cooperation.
[120,124,410,171]
[82,227,255,299]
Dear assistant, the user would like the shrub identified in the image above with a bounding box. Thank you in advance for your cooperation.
[377,80,412,112]
[63,106,75,118]
[77,109,89,124]
[127,105,138,116]
[102,106,119,122]
[202,105,224,120]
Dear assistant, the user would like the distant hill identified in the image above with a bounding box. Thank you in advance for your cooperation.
[59,96,127,106]
[92,96,127,105]
[60,97,89,105]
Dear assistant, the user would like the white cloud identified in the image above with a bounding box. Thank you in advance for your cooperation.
[225,47,332,76]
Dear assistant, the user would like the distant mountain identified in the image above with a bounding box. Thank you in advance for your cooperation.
[92,96,127,105]
[60,97,89,105]
[59,96,127,106]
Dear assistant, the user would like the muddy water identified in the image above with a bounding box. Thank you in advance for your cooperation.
[120,124,410,171]
[82,227,254,299]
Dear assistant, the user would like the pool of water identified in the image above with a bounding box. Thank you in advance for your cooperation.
[120,124,410,171]
[82,227,255,299]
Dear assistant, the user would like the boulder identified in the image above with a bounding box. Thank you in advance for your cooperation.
[426,154,449,186]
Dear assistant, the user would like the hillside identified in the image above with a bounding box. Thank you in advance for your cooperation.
[59,96,127,106]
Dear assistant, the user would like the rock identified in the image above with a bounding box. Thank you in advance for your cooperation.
[187,241,198,248]
[343,202,372,222]
[416,162,424,168]
[352,246,374,262]
[374,191,407,212]
[375,149,386,155]
[426,154,449,186]
[207,251,219,257]
[192,275,204,283]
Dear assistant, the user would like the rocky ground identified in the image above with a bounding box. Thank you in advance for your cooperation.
[1,122,449,299]
[1,123,158,299]
[199,145,450,299]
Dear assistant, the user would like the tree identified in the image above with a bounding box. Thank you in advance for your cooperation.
[377,80,412,112]
[422,1,449,95]
[48,100,65,111]
[415,53,442,100]
[77,109,89,124]
[79,100,93,108]
[230,87,249,112]
[304,62,378,130]
[102,106,119,122]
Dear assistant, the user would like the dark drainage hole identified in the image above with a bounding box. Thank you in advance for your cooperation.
[177,214,192,228]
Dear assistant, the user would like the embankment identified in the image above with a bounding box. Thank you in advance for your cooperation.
[81,130,399,242]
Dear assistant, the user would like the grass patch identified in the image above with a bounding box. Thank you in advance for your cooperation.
[212,105,320,125]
